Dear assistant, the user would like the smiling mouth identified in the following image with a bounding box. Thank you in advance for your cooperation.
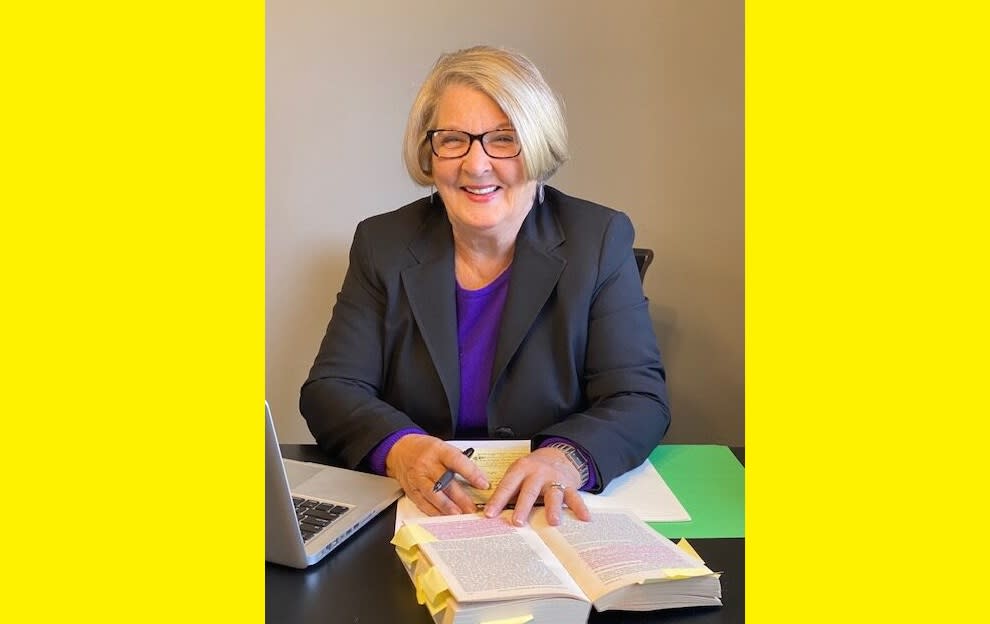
[462,186,499,195]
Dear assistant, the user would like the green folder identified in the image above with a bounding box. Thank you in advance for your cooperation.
[646,445,745,538]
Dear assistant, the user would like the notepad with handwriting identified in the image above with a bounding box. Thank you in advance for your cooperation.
[443,440,690,522]
[392,508,721,624]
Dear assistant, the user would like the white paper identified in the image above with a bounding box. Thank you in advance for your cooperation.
[580,459,690,522]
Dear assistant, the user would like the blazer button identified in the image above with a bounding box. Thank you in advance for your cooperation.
[494,426,515,439]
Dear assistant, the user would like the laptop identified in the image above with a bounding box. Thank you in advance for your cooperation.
[266,402,403,568]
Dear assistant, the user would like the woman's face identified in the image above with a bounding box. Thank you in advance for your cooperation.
[431,84,537,241]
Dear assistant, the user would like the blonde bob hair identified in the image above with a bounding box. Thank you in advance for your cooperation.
[403,46,569,186]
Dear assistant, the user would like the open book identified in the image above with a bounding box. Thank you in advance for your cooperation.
[392,508,721,624]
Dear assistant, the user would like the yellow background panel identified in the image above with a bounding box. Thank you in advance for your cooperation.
[749,2,988,622]
[4,2,263,622]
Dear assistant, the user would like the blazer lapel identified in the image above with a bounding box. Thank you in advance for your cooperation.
[401,209,460,428]
[491,201,566,387]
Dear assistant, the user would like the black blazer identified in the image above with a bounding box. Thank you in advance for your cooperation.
[300,186,670,491]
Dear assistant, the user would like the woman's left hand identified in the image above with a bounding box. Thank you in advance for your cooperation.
[482,447,591,526]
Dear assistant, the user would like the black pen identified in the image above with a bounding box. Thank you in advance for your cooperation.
[433,447,475,493]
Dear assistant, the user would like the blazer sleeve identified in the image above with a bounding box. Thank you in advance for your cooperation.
[532,211,670,492]
[299,222,420,468]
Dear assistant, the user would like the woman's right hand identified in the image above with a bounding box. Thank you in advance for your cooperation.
[385,434,490,515]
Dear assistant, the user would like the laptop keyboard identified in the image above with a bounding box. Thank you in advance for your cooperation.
[293,496,352,543]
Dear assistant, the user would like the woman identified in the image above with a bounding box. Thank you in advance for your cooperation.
[300,46,669,526]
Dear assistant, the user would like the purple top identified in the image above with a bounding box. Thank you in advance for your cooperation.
[362,267,511,475]
[454,266,512,436]
[365,426,426,475]
[364,265,595,489]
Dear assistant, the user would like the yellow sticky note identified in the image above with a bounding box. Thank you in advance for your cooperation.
[424,592,449,617]
[419,565,451,603]
[481,616,534,624]
[662,567,713,579]
[412,565,450,615]
[391,525,416,550]
[676,538,703,562]
[412,561,430,605]
[391,523,437,550]
[415,567,451,616]
[395,546,419,566]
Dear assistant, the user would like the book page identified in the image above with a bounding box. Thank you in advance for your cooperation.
[532,509,711,601]
[407,513,587,604]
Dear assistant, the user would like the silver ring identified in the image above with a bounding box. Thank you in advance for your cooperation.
[549,482,567,492]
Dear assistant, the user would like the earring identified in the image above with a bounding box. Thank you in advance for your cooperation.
[429,184,435,205]
[537,183,545,204]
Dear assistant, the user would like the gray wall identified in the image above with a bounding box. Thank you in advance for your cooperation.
[266,0,743,445]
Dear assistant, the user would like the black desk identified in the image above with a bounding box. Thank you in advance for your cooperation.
[267,446,745,623]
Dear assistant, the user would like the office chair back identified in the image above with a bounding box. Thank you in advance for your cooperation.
[633,248,654,283]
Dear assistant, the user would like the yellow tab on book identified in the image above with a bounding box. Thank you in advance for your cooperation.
[661,567,713,579]
[480,616,534,624]
[676,538,704,562]
[424,592,449,617]
[420,566,450,602]
[395,545,419,566]
[391,523,438,550]
[415,583,449,617]
[418,566,451,616]
[412,565,450,615]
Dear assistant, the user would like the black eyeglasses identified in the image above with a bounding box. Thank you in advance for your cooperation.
[426,129,522,159]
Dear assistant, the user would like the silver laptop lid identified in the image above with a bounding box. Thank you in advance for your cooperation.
[265,402,402,568]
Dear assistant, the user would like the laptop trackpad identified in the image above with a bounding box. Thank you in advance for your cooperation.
[283,459,324,489]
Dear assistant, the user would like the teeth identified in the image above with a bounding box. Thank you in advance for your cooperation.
[464,186,497,195]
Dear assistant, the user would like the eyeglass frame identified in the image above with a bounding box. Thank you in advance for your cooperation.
[425,128,522,159]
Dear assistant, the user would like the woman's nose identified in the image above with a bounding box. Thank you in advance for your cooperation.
[460,139,492,175]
